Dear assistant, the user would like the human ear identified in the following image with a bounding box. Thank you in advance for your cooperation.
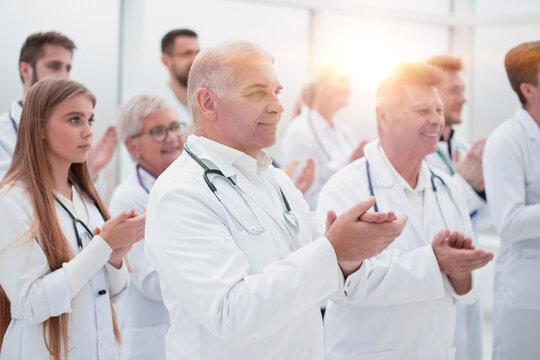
[161,53,170,67]
[519,82,537,103]
[125,138,141,159]
[196,88,217,121]
[19,62,33,86]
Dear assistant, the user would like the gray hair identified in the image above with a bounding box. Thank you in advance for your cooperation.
[117,94,176,143]
[187,41,274,124]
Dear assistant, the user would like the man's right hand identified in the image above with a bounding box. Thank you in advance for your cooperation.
[325,196,407,277]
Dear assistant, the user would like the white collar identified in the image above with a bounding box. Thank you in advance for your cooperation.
[186,135,272,179]
[516,107,540,140]
[378,144,428,193]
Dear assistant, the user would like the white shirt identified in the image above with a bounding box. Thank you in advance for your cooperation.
[484,107,540,359]
[318,140,481,360]
[380,145,427,224]
[0,100,22,180]
[280,106,356,209]
[144,135,367,360]
[0,183,128,360]
[158,84,192,134]
[109,166,168,360]
[425,132,491,231]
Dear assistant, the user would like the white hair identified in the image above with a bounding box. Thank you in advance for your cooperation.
[187,41,274,124]
[116,94,175,143]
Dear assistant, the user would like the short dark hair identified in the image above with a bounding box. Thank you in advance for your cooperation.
[504,41,540,106]
[426,55,463,72]
[19,31,76,67]
[161,29,198,54]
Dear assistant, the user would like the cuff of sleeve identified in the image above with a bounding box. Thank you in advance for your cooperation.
[105,260,129,297]
[322,237,368,302]
[62,235,112,298]
[444,270,481,305]
[43,268,73,316]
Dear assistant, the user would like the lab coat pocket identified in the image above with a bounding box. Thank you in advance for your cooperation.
[328,350,396,360]
[504,257,540,309]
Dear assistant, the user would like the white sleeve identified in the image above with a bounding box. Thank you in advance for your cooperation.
[62,235,112,297]
[0,194,72,324]
[109,188,162,301]
[145,185,342,347]
[484,134,540,241]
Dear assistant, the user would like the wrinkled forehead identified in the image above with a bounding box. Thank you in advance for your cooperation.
[226,55,279,87]
[391,83,442,109]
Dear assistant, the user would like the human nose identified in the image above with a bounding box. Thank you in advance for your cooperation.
[267,93,284,115]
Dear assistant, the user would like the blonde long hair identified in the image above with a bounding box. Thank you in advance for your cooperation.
[0,77,120,359]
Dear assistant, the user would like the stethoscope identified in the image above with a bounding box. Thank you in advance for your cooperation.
[54,191,109,297]
[365,160,466,229]
[183,144,299,235]
[9,108,18,134]
[136,164,157,194]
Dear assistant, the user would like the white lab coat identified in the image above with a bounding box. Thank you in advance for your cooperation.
[425,133,488,360]
[158,84,192,134]
[318,140,481,360]
[425,132,491,231]
[0,184,128,360]
[280,106,356,209]
[144,135,368,360]
[109,167,168,360]
[0,100,22,180]
[483,107,540,359]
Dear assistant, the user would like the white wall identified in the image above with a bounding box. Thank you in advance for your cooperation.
[0,0,121,196]
[0,0,120,140]
[310,11,449,141]
[118,0,311,179]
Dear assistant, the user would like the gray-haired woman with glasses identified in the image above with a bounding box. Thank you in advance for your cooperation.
[110,94,183,360]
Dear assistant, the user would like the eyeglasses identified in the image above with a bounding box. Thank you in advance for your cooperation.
[132,122,183,142]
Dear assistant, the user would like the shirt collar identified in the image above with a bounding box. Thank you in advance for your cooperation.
[516,107,540,140]
[378,143,429,193]
[186,135,272,178]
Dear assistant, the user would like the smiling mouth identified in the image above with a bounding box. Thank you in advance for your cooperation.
[421,131,439,137]
[161,147,181,154]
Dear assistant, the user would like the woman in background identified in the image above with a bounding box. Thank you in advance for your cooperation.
[110,94,183,360]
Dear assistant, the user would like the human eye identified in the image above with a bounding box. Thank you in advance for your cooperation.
[417,109,429,115]
[88,117,95,126]
[169,122,181,131]
[149,126,166,136]
[69,116,80,124]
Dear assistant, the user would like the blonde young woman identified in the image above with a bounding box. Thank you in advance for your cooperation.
[0,78,145,360]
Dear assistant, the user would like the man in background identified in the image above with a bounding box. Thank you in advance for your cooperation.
[0,31,117,183]
[160,28,200,135]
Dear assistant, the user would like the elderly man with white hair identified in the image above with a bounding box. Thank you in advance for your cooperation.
[109,94,183,360]
[318,62,493,359]
[144,41,408,360]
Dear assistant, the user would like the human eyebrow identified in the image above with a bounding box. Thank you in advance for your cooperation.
[243,83,269,92]
[64,111,94,119]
